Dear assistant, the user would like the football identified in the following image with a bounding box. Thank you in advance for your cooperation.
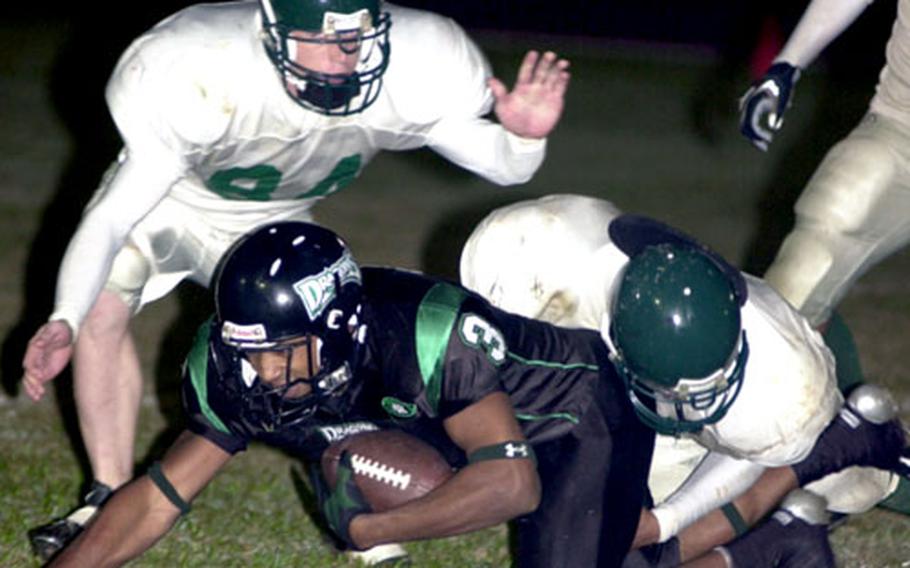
[321,430,454,512]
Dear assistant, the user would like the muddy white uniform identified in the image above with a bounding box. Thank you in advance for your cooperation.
[762,0,910,326]
[460,194,897,540]
[50,1,545,336]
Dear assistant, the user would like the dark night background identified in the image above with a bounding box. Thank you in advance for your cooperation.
[1,1,896,58]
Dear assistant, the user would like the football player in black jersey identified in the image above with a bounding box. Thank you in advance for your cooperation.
[49,221,906,568]
[51,221,654,567]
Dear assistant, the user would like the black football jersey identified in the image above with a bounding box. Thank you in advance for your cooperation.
[182,268,623,464]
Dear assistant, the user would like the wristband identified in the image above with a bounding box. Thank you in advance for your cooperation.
[469,441,536,465]
[721,502,749,536]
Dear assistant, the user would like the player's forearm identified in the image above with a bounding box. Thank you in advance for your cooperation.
[651,452,765,542]
[428,118,545,185]
[51,155,179,336]
[49,477,181,567]
[775,0,875,68]
[50,216,125,338]
[350,458,540,548]
[675,466,798,562]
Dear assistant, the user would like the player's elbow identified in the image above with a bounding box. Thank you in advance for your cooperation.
[495,461,542,516]
[485,166,536,187]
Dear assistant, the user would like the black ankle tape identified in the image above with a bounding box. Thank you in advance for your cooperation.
[84,481,114,507]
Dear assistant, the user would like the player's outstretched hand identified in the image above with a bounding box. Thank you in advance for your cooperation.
[491,50,570,140]
[738,62,800,151]
[21,320,74,401]
[792,384,906,486]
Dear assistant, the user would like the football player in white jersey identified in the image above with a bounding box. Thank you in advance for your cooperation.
[740,0,910,331]
[460,194,907,564]
[20,0,570,561]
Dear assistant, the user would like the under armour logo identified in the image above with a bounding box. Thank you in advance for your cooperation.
[505,442,529,458]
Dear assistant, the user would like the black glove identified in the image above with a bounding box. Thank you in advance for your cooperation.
[314,451,372,550]
[738,62,801,151]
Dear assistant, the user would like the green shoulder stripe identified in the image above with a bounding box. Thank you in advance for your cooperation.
[415,282,468,414]
[187,318,231,434]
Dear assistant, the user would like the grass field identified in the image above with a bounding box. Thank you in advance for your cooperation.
[2,18,910,567]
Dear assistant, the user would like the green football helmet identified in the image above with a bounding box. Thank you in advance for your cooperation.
[605,243,748,436]
[259,0,391,115]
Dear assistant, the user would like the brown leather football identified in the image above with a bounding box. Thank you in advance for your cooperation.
[321,430,454,512]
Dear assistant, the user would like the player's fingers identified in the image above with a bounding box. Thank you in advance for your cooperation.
[22,374,45,401]
[488,77,508,102]
[21,364,41,384]
[26,333,47,352]
[516,50,539,85]
[544,60,571,90]
[22,345,47,375]
[531,51,558,83]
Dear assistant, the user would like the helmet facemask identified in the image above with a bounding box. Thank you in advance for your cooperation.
[233,333,356,431]
[605,325,749,436]
[260,1,391,115]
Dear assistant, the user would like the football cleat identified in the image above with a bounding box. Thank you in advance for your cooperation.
[28,481,113,561]
[792,385,906,485]
[900,446,910,478]
[346,543,410,566]
[721,490,835,568]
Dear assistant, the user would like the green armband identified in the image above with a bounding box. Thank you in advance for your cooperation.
[148,462,192,515]
[468,441,536,465]
[721,502,748,536]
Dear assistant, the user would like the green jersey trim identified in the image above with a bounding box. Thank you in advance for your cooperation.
[507,350,595,426]
[506,351,599,372]
[415,283,468,414]
[515,411,581,425]
[187,318,231,435]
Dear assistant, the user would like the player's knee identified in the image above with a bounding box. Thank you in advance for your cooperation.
[763,231,834,317]
[795,136,896,234]
[79,291,133,341]
[104,243,150,314]
[847,384,899,424]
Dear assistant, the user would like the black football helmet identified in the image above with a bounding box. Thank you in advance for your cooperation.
[214,221,365,430]
[259,0,391,115]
